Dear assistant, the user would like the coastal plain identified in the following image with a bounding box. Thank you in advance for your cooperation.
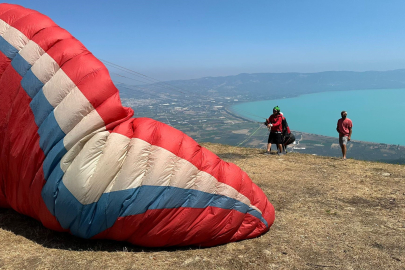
[118,70,405,164]
[121,95,405,164]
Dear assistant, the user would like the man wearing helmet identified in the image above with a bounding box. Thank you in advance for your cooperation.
[264,106,284,155]
[336,111,353,160]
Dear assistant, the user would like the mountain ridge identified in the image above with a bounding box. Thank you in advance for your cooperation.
[118,69,405,102]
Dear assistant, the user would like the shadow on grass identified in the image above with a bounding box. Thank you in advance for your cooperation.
[0,208,206,252]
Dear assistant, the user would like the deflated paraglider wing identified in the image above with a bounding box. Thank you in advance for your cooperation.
[0,4,275,247]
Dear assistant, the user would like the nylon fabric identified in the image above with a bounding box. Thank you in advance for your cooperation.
[0,4,275,247]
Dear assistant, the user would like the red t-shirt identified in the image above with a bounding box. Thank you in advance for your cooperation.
[267,114,283,132]
[337,118,353,137]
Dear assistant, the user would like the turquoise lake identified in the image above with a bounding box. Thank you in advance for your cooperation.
[231,89,405,146]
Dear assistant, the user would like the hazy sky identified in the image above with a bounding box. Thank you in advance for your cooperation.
[5,0,405,81]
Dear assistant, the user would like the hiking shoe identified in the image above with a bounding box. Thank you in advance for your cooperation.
[277,152,285,156]
[264,151,271,155]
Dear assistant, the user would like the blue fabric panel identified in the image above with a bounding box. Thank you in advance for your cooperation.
[38,111,65,155]
[55,182,90,237]
[51,183,268,239]
[54,183,135,239]
[41,165,65,215]
[43,140,67,180]
[11,53,31,77]
[30,89,54,127]
[0,36,18,59]
[20,69,44,98]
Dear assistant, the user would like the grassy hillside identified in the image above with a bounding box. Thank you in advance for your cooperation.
[0,143,404,269]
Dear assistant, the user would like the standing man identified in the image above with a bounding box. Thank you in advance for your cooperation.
[264,106,284,155]
[336,111,353,160]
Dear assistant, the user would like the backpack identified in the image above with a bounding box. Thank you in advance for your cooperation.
[281,116,296,146]
[281,116,289,137]
[283,133,296,146]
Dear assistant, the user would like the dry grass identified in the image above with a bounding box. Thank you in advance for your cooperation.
[1,143,404,269]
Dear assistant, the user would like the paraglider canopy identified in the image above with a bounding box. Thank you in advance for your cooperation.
[0,3,275,247]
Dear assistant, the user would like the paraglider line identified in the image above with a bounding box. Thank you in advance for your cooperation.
[236,124,264,147]
[102,59,217,102]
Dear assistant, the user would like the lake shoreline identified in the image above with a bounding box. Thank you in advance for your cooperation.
[226,104,404,148]
[229,88,405,146]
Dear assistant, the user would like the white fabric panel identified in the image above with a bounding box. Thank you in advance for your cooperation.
[140,146,179,187]
[100,136,258,213]
[60,127,105,173]
[63,109,105,151]
[179,166,216,193]
[2,26,28,50]
[104,138,201,193]
[62,131,109,204]
[54,87,95,134]
[63,132,130,204]
[104,137,151,193]
[0,19,10,36]
[42,68,76,107]
[171,159,209,191]
[31,53,59,84]
[19,40,45,66]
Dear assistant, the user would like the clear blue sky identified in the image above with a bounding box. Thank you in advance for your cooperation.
[5,0,405,81]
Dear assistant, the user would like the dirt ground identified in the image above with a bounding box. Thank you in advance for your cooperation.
[0,143,404,269]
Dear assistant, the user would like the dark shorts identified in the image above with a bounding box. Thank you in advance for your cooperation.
[268,132,282,144]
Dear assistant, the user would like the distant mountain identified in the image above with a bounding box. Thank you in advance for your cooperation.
[119,69,405,101]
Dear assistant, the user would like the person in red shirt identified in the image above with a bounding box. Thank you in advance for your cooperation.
[264,106,284,155]
[336,111,353,160]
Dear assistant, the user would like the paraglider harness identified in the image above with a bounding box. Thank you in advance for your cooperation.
[281,116,295,151]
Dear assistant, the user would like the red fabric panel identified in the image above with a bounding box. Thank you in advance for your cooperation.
[98,93,134,130]
[31,27,74,54]
[94,207,267,247]
[66,60,119,110]
[45,37,88,67]
[1,73,42,216]
[0,4,34,25]
[0,67,22,208]
[0,51,65,230]
[8,12,56,40]
[30,169,66,232]
[0,50,11,76]
[0,3,20,16]
[0,67,22,127]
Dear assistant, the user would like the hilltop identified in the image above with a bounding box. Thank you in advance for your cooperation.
[0,143,404,269]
